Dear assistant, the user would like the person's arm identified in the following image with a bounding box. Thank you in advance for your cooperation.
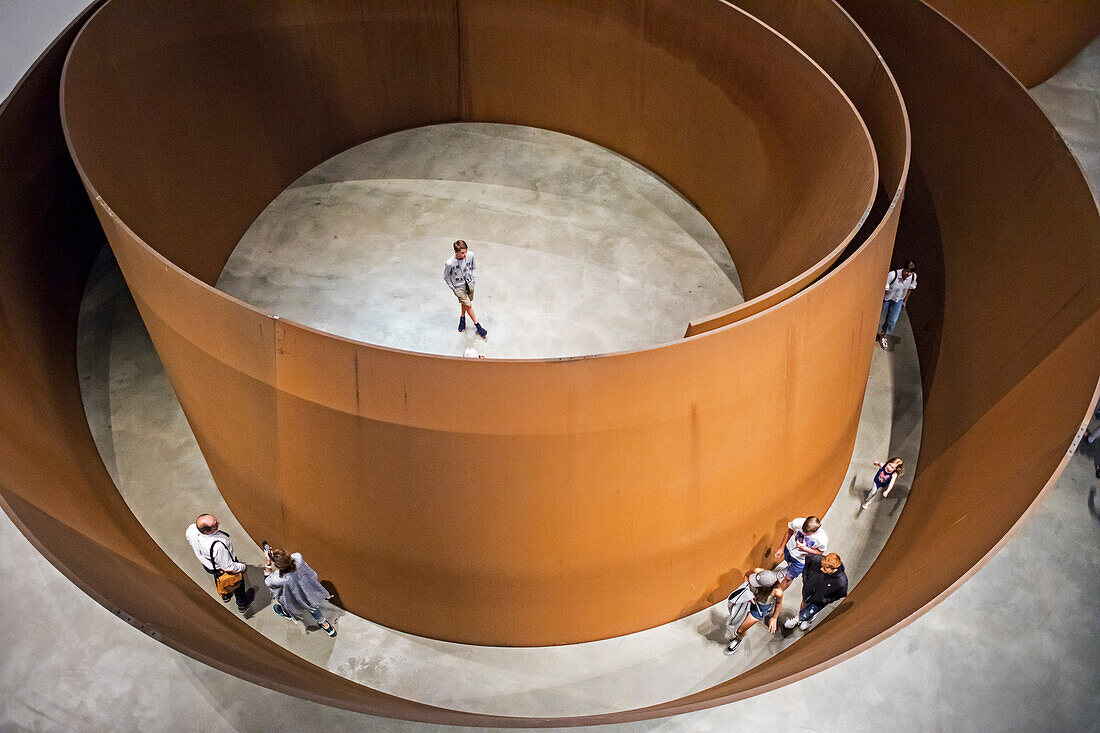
[466,253,477,282]
[825,574,849,605]
[774,528,794,559]
[873,460,883,468]
[883,472,899,498]
[443,261,454,286]
[213,542,246,574]
[902,273,916,305]
[767,588,784,632]
[796,539,826,555]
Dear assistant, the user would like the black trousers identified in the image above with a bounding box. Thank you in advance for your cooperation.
[205,565,249,607]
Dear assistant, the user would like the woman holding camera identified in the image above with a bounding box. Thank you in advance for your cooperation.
[263,546,336,637]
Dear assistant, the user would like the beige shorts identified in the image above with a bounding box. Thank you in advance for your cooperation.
[452,284,474,306]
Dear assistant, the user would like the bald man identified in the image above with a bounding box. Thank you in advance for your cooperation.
[186,514,254,612]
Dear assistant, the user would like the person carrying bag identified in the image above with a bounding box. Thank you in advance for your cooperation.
[185,513,255,613]
[209,540,244,596]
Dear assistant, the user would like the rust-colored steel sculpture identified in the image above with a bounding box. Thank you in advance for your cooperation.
[0,0,1096,727]
[60,0,879,646]
[922,0,1100,88]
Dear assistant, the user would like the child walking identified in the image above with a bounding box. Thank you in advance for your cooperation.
[862,457,904,510]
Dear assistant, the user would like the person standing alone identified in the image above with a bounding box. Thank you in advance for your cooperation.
[444,239,487,338]
[878,259,917,349]
[185,514,255,613]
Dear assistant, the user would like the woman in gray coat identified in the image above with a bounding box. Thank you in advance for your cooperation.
[264,548,336,636]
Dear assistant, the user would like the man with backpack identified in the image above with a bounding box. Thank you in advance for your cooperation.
[878,259,917,349]
[185,513,255,613]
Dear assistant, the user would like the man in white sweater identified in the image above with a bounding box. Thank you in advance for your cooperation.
[443,239,487,338]
[185,514,255,612]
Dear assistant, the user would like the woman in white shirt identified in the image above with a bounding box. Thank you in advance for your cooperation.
[878,260,917,349]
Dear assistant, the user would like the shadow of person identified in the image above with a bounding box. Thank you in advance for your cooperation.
[1088,487,1100,526]
[320,580,343,609]
[696,605,731,645]
[241,565,272,618]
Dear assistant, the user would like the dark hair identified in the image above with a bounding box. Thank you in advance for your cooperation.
[904,260,916,271]
[803,516,821,533]
[453,239,468,253]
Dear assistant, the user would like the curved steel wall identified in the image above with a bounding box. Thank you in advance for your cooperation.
[59,0,879,645]
[922,0,1100,88]
[0,0,1096,727]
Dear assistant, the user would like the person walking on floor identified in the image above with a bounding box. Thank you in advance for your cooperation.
[773,516,829,590]
[264,546,337,637]
[185,514,255,613]
[862,457,905,510]
[878,260,917,349]
[783,552,848,631]
[724,568,784,654]
[444,239,487,338]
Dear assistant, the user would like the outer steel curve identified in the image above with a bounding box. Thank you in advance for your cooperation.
[0,0,1095,727]
[922,0,1100,88]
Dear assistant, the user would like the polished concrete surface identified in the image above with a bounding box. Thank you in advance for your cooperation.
[72,138,918,715]
[1,3,1098,729]
[219,123,743,359]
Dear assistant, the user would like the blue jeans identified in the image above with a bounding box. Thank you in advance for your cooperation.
[799,602,825,623]
[273,603,327,625]
[880,299,904,335]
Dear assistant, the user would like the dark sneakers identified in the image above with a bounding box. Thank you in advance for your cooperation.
[475,323,487,338]
[458,316,466,332]
[236,587,256,612]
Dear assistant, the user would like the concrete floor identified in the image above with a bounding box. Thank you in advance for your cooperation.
[1,3,1098,730]
[73,129,919,716]
[219,123,743,359]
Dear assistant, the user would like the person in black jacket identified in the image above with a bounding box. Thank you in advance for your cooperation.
[783,552,847,631]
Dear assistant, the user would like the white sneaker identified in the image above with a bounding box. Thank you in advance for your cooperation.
[861,499,871,510]
[799,620,811,631]
[724,638,741,655]
[783,617,798,630]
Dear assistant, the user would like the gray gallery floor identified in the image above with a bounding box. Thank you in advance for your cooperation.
[1,3,1098,731]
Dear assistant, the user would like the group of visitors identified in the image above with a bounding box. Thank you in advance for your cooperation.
[185,514,336,637]
[725,515,846,654]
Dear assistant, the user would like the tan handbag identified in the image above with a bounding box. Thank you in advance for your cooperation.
[209,540,243,595]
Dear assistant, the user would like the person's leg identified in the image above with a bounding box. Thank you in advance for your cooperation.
[232,579,254,611]
[726,615,758,653]
[308,606,337,636]
[884,300,904,335]
[465,287,487,337]
[879,299,891,335]
[784,601,806,628]
[862,484,878,510]
[799,602,823,624]
[780,552,803,590]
